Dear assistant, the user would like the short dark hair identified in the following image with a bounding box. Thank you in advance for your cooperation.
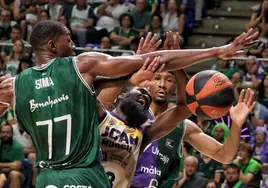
[1,124,13,134]
[227,163,240,173]
[119,14,134,28]
[238,141,254,157]
[30,20,68,52]
[11,25,21,32]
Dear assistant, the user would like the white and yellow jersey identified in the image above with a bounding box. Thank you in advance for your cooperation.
[99,112,143,188]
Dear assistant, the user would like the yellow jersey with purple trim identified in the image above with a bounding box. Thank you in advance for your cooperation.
[99,112,143,188]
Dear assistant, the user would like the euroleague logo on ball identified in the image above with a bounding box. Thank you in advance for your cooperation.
[214,75,228,88]
[211,110,221,115]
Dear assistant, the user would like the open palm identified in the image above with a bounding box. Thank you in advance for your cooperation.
[129,57,164,88]
[217,28,259,60]
[229,89,255,127]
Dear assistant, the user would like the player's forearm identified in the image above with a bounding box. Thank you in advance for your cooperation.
[217,124,241,163]
[148,105,191,143]
[138,48,219,71]
[174,69,189,105]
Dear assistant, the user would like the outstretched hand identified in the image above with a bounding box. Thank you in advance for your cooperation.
[162,31,180,50]
[136,32,162,55]
[129,56,164,88]
[229,88,255,126]
[217,28,259,60]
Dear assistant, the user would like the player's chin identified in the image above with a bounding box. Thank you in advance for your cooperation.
[155,97,168,104]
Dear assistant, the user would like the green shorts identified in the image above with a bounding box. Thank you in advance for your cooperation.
[36,165,110,188]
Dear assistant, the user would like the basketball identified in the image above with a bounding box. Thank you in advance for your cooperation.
[186,70,235,119]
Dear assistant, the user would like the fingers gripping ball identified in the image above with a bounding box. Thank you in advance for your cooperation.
[186,70,235,119]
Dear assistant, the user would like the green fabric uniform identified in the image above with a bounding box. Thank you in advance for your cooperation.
[233,158,261,188]
[14,57,110,188]
[111,27,137,49]
[1,140,24,162]
[130,10,152,30]
[131,121,186,188]
[215,68,236,79]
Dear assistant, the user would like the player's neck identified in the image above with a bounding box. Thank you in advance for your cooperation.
[113,110,128,125]
[34,52,58,67]
[150,102,168,119]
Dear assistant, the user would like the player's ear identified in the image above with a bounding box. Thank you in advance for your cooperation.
[47,40,57,54]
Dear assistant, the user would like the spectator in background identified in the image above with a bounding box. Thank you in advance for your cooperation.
[161,0,185,36]
[58,15,77,44]
[70,0,96,47]
[38,9,50,21]
[0,25,23,57]
[0,0,15,9]
[196,117,214,136]
[0,9,17,41]
[0,124,24,188]
[212,59,235,79]
[222,163,247,188]
[245,0,266,32]
[197,154,223,183]
[176,156,207,188]
[20,0,39,41]
[258,75,268,108]
[145,0,158,15]
[242,56,265,89]
[147,14,164,39]
[130,0,151,34]
[16,56,32,74]
[250,126,268,164]
[248,90,268,127]
[4,39,25,76]
[234,141,262,187]
[100,36,111,49]
[13,0,37,22]
[231,71,243,102]
[129,36,141,52]
[211,123,230,144]
[260,46,268,74]
[205,179,218,188]
[43,0,63,21]
[85,36,112,55]
[110,13,137,50]
[0,55,5,76]
[93,0,122,39]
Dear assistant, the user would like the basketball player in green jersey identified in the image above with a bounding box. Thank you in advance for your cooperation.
[0,20,259,187]
[98,33,256,188]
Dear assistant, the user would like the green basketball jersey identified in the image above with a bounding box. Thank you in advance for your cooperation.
[132,121,186,188]
[14,57,101,169]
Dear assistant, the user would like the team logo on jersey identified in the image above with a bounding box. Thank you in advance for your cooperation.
[45,186,58,188]
[165,139,175,149]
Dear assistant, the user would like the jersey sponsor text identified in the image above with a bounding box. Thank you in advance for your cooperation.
[35,77,54,89]
[101,126,139,153]
[29,94,69,112]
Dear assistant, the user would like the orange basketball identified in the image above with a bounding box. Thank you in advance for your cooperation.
[186,70,235,119]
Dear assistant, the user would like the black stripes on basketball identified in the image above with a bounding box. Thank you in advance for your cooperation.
[197,87,235,107]
[194,70,218,94]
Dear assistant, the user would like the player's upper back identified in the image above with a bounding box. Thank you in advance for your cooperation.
[14,57,100,169]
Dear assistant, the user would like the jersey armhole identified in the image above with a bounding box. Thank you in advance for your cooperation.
[72,57,95,96]
[99,111,111,128]
[177,121,186,158]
